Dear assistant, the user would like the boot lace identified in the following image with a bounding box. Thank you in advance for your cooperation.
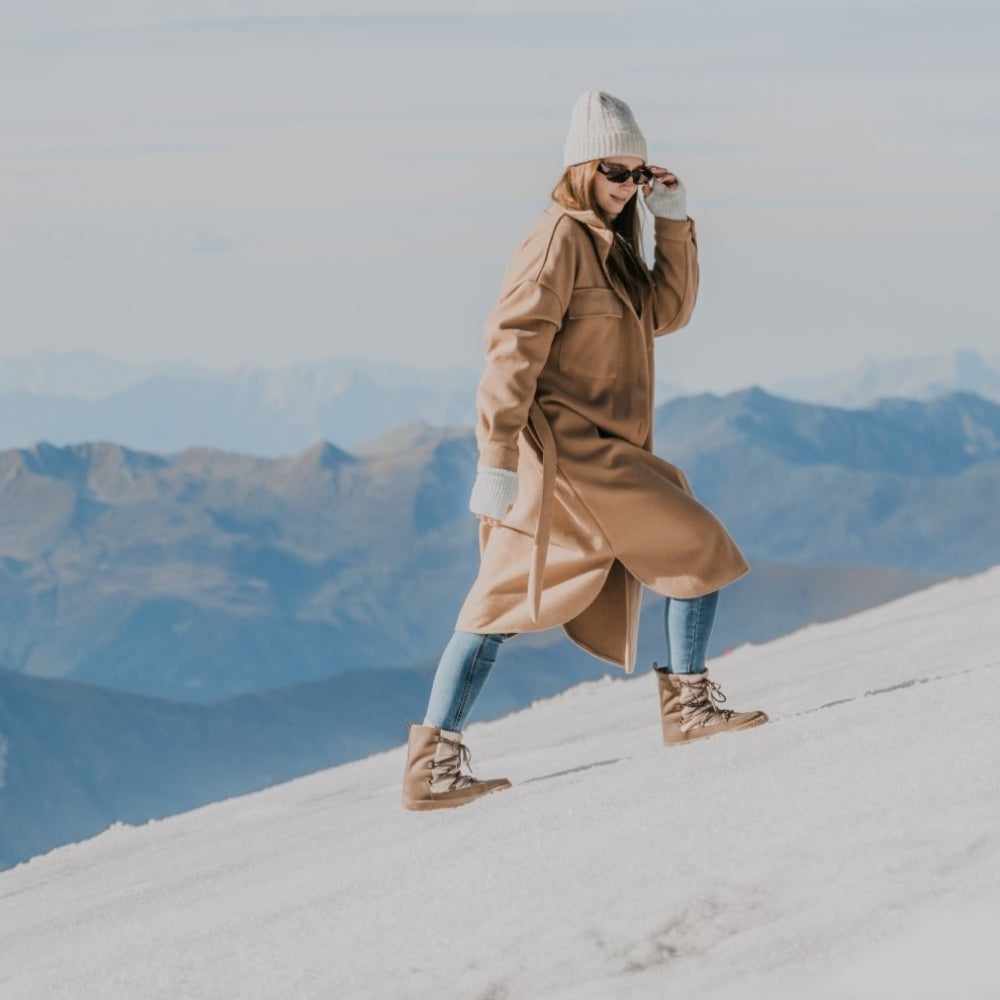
[430,734,478,791]
[679,676,735,732]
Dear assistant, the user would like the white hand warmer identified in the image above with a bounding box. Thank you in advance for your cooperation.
[469,464,519,521]
[643,178,688,220]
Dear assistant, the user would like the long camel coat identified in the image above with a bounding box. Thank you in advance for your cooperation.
[455,202,749,672]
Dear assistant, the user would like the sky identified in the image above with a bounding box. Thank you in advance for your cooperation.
[2,1,999,391]
[1,565,998,997]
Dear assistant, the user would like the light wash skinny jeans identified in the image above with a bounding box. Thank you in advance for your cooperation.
[424,591,719,732]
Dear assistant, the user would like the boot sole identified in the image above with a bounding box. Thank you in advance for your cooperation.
[663,711,769,746]
[402,780,512,811]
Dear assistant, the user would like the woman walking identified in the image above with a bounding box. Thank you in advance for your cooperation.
[402,90,767,811]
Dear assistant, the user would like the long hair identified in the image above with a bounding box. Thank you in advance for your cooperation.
[551,161,653,314]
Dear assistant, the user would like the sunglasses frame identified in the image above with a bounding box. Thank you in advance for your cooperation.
[597,162,654,185]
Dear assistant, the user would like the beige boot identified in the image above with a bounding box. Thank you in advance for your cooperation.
[402,724,511,811]
[656,667,768,745]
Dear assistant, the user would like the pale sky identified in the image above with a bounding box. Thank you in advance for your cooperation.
[2,1,998,391]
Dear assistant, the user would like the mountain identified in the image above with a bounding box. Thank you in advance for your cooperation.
[0,665,427,871]
[654,388,1000,571]
[1,389,997,702]
[1,566,997,999]
[771,348,1000,408]
[0,430,481,698]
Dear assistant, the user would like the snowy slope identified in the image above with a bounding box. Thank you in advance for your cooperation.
[1,569,999,999]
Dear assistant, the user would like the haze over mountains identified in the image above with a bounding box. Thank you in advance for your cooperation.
[0,354,480,456]
[1,348,998,455]
[772,348,1000,408]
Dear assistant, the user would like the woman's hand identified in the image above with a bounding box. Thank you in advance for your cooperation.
[641,165,678,198]
[643,166,687,221]
[469,465,518,524]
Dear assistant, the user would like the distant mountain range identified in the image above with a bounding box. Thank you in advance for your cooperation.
[2,348,997,455]
[1,388,997,704]
[655,388,1000,571]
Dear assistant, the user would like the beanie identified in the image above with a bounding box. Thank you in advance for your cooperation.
[563,89,647,168]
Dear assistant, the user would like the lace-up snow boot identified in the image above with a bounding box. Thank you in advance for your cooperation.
[655,667,768,745]
[402,724,511,811]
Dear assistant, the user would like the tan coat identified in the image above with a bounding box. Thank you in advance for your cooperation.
[455,202,749,672]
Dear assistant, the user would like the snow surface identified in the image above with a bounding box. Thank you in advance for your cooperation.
[2,568,999,999]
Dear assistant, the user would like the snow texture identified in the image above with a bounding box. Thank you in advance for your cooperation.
[1,568,999,999]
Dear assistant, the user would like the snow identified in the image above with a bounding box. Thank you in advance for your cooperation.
[1,568,999,999]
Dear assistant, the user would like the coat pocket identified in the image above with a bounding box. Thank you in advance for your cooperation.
[557,288,623,381]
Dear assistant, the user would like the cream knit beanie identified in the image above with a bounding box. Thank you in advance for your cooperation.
[563,89,647,168]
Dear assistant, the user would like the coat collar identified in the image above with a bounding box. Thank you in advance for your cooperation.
[544,202,615,261]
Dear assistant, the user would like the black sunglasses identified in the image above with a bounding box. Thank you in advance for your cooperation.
[597,162,653,185]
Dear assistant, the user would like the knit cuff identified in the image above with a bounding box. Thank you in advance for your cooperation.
[469,465,519,521]
[644,178,688,221]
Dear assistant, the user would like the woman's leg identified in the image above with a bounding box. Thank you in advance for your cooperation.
[423,630,510,732]
[655,589,767,743]
[661,591,719,674]
[404,630,513,810]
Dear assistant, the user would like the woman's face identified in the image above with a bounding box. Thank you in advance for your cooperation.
[591,155,645,219]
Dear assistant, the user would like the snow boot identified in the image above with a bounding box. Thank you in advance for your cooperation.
[402,723,511,811]
[655,667,768,745]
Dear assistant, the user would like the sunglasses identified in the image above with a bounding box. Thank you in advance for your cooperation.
[597,162,654,185]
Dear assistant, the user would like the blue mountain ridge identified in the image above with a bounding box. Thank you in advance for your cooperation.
[1,389,996,702]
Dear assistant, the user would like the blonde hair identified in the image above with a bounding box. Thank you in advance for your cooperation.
[551,161,653,314]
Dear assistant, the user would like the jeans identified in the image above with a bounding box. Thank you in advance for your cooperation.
[424,631,511,732]
[422,591,719,732]
[659,591,718,674]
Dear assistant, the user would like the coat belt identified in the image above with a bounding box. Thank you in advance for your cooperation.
[522,400,644,672]
[526,400,557,623]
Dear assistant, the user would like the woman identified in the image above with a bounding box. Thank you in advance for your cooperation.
[402,90,767,811]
